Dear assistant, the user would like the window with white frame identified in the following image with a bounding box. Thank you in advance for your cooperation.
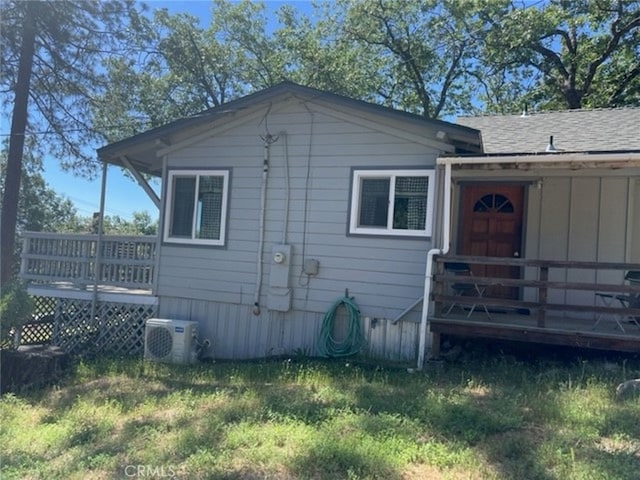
[349,169,435,237]
[164,170,229,245]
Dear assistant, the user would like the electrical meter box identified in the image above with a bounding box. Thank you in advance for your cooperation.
[268,244,292,311]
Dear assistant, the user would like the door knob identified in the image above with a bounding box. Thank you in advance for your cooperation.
[513,251,520,257]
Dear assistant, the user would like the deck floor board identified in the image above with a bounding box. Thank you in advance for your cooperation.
[430,309,640,352]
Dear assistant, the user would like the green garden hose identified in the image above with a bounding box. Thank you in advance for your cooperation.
[317,296,365,357]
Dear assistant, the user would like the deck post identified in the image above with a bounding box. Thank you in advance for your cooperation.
[434,258,445,316]
[431,332,441,357]
[538,266,548,327]
[20,236,29,278]
[91,162,108,326]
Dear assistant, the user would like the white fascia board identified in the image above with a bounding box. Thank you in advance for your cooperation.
[438,152,640,167]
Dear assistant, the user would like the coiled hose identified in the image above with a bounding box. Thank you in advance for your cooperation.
[317,296,365,357]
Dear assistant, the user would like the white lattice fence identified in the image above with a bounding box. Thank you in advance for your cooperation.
[20,296,58,345]
[54,299,97,354]
[28,296,155,356]
[94,303,155,355]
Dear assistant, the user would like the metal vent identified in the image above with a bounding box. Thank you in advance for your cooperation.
[146,326,173,359]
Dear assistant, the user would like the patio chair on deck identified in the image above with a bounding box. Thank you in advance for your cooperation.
[443,262,492,319]
[594,271,640,333]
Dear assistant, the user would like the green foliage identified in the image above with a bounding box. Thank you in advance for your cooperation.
[0,281,33,348]
[58,211,158,235]
[1,0,144,284]
[91,0,640,134]
[1,355,639,479]
[0,146,81,235]
[99,212,158,235]
[0,0,145,175]
[93,0,278,142]
[480,0,640,111]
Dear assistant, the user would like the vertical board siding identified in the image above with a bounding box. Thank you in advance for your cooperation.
[538,177,571,307]
[156,99,440,362]
[465,170,639,314]
[566,178,599,314]
[597,178,630,286]
[631,180,640,262]
[526,173,637,318]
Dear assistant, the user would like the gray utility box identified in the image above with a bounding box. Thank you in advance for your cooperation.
[268,244,292,312]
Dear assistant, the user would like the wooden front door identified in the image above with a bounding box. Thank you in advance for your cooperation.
[458,184,525,299]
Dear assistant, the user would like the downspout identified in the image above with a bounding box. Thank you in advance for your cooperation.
[417,161,452,370]
[253,134,277,315]
[91,161,108,324]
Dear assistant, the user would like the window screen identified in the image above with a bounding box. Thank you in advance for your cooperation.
[165,170,229,245]
[393,176,428,230]
[350,169,434,237]
[196,176,223,239]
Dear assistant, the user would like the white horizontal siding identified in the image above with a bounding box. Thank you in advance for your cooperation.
[157,98,443,361]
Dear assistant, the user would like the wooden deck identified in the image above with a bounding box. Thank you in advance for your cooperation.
[430,255,640,354]
[17,233,160,356]
[27,282,157,305]
[20,231,157,293]
[429,310,640,353]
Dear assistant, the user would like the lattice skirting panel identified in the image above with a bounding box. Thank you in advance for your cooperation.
[27,296,157,356]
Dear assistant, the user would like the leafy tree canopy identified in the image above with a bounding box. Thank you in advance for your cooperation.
[1,0,144,175]
[3,0,639,284]
[93,0,639,140]
[1,0,143,284]
[0,143,79,235]
[480,0,640,111]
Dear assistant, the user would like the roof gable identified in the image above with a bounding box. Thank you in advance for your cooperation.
[98,82,481,175]
[457,107,640,154]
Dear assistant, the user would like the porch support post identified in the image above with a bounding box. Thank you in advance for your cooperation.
[91,161,108,325]
[538,266,548,328]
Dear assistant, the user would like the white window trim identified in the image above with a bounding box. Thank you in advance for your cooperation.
[163,169,229,246]
[349,169,435,237]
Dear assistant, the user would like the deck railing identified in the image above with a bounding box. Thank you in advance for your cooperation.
[20,231,157,290]
[432,255,640,328]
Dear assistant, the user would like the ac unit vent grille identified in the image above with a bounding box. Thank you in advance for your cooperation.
[147,327,173,358]
[144,319,199,364]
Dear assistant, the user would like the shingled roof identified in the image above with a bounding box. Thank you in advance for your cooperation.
[456,107,640,154]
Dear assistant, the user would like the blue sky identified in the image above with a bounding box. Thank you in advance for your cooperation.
[40,0,314,221]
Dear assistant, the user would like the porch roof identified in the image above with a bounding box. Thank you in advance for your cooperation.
[437,150,640,169]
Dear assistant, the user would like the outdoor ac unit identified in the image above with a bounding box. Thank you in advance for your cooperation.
[144,318,199,364]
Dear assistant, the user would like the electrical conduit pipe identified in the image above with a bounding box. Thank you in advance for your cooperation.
[417,161,452,370]
[253,134,276,315]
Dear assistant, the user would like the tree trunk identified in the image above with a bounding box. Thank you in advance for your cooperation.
[565,87,582,109]
[1,3,37,287]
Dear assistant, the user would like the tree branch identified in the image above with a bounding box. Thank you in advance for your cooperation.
[582,8,640,99]
[607,63,640,105]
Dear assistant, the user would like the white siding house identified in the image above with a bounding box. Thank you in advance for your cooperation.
[20,87,640,361]
[97,82,482,361]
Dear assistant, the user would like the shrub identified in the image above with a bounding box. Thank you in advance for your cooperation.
[0,281,34,348]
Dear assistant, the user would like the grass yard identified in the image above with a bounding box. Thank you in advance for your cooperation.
[1,345,639,480]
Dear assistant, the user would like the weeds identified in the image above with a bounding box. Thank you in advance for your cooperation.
[1,351,639,479]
